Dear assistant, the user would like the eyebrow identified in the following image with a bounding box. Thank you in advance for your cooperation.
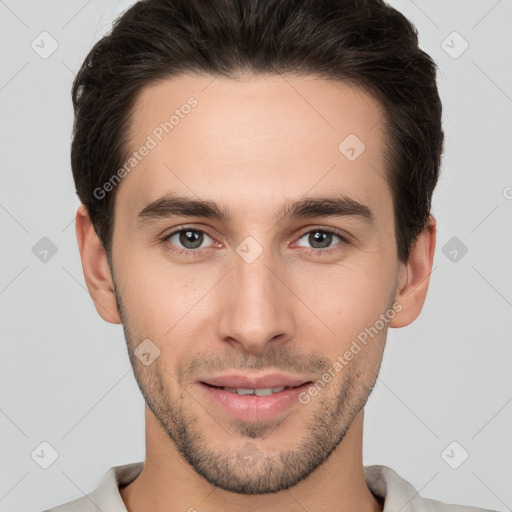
[136,193,374,226]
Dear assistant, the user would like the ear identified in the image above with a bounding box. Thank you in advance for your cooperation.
[75,204,121,324]
[389,215,436,328]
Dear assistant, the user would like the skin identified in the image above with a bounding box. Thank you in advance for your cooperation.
[76,73,436,512]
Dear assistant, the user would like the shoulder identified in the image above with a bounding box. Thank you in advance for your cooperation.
[364,465,498,512]
[37,496,99,512]
[417,494,498,512]
[38,462,143,512]
[39,495,98,512]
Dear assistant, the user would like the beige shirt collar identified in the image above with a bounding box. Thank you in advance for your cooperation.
[46,462,496,512]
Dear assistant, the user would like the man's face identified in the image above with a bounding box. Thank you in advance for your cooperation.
[110,74,401,494]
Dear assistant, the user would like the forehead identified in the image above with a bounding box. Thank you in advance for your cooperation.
[118,73,390,221]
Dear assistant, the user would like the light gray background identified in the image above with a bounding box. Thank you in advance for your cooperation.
[1,1,511,511]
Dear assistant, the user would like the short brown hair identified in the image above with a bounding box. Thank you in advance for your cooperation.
[71,0,444,263]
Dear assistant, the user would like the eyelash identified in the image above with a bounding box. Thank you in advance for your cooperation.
[160,226,349,258]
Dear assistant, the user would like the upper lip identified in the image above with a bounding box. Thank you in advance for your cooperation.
[200,372,314,389]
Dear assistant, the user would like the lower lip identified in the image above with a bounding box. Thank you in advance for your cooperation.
[198,382,312,422]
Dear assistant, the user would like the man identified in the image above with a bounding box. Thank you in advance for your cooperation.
[45,0,496,511]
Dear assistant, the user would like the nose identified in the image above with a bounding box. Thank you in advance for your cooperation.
[215,250,295,355]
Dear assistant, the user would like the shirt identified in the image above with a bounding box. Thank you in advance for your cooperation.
[42,462,497,512]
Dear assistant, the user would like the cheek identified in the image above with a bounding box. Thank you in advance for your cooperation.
[293,258,395,330]
[116,254,219,339]
[115,235,397,351]
[281,265,395,378]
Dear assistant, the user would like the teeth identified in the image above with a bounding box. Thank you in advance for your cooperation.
[222,386,287,395]
[236,388,255,395]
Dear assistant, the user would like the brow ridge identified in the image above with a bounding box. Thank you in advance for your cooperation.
[136,193,374,226]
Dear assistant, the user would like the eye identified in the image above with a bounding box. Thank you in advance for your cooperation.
[294,228,347,252]
[162,227,217,256]
[161,226,348,258]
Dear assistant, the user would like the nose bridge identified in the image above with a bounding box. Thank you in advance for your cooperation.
[215,244,293,353]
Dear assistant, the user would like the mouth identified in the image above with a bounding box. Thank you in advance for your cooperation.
[201,382,311,396]
[198,381,313,422]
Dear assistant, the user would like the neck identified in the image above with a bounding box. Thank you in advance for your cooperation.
[120,408,383,512]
